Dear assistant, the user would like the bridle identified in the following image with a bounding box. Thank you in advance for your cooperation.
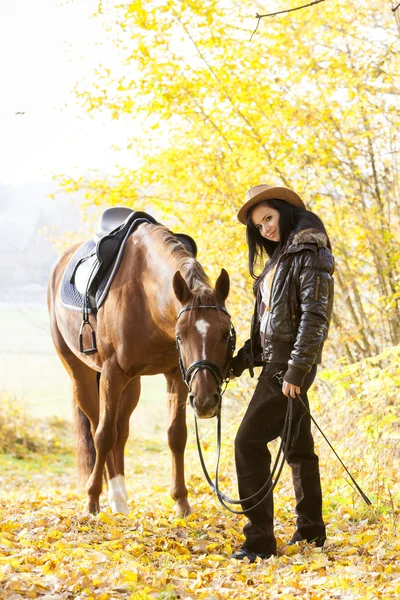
[175,305,236,396]
[176,307,371,514]
[175,303,286,515]
[175,303,281,515]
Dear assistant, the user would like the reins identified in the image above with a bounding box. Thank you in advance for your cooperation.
[195,394,294,514]
[176,304,291,514]
[176,307,372,514]
[195,370,371,514]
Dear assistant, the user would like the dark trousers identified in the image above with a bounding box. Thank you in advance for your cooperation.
[234,363,326,554]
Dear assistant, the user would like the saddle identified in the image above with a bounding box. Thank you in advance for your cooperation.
[60,207,197,354]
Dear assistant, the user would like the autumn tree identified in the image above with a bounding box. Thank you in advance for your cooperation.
[62,0,400,364]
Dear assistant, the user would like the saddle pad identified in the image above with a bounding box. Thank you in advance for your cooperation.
[60,239,106,311]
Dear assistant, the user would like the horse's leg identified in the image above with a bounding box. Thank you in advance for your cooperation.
[165,370,191,517]
[106,377,141,514]
[49,317,100,484]
[52,335,128,515]
[86,357,127,515]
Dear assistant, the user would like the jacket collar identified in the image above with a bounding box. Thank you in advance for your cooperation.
[290,228,328,249]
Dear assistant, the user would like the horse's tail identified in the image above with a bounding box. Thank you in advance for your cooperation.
[73,394,96,483]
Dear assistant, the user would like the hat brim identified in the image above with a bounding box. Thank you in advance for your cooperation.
[237,186,306,224]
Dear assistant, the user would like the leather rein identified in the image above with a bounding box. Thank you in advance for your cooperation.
[176,304,292,514]
[195,371,295,515]
[176,306,371,513]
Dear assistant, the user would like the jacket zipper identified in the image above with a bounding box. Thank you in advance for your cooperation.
[268,254,284,313]
[314,275,321,301]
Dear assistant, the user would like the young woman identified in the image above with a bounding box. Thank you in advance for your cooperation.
[231,184,334,563]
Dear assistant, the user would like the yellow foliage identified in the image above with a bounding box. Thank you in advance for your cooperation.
[0,393,71,457]
[57,0,400,364]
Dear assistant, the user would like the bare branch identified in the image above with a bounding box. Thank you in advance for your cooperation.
[256,0,327,18]
[391,0,400,38]
[251,0,327,39]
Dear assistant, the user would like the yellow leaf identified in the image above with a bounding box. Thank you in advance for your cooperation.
[206,542,219,551]
[123,570,139,583]
[97,512,115,525]
[285,544,299,555]
[224,543,232,555]
[126,543,145,556]
[292,564,307,574]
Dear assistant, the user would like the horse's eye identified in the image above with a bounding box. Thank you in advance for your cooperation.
[176,335,182,344]
[222,332,230,341]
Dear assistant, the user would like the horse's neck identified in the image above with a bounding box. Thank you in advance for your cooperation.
[140,230,210,332]
[137,234,183,333]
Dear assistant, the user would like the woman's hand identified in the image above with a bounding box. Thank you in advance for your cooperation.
[282,380,300,398]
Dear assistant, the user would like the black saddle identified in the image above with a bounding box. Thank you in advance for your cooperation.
[94,207,197,257]
[95,206,135,240]
[61,208,197,355]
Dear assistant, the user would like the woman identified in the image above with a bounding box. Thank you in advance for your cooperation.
[231,184,334,563]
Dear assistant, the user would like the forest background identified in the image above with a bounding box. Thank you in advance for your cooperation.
[1,0,400,599]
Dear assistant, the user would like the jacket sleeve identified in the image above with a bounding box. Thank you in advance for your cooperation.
[284,254,333,387]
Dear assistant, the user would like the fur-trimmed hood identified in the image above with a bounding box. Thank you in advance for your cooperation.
[286,212,330,250]
[291,228,328,248]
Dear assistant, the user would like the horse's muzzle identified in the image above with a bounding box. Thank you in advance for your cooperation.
[189,391,220,419]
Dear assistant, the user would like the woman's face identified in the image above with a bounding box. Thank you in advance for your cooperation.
[251,202,280,242]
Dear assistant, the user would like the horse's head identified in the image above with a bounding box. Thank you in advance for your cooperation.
[173,268,235,419]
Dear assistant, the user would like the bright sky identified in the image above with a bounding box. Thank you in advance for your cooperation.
[0,0,132,185]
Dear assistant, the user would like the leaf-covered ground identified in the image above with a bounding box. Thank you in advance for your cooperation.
[1,410,399,600]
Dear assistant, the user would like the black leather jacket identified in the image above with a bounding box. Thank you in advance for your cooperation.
[232,227,334,387]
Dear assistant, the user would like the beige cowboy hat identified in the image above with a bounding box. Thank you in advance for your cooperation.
[237,184,306,224]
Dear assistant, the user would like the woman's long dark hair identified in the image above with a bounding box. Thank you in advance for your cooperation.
[246,198,331,290]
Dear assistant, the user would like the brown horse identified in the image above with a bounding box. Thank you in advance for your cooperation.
[48,223,231,516]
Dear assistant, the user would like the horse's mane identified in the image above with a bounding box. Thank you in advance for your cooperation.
[152,225,216,307]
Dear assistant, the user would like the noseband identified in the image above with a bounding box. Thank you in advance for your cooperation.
[176,305,236,395]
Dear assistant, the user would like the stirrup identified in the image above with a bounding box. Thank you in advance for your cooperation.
[79,320,97,354]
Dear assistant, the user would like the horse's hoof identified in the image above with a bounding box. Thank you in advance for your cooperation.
[176,500,191,518]
[85,498,100,515]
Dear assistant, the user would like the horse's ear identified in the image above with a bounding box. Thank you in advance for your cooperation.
[173,271,192,305]
[215,268,230,303]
